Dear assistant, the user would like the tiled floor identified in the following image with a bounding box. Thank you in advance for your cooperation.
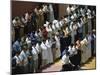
[42,57,96,72]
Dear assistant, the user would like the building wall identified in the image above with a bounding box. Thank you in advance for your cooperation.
[58,4,68,19]
[12,1,38,17]
[12,1,69,20]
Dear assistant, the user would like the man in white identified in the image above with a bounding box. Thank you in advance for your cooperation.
[70,22,78,44]
[32,43,38,72]
[71,15,74,20]
[59,16,65,28]
[73,12,77,19]
[46,23,52,38]
[45,38,53,64]
[13,51,21,66]
[80,37,89,63]
[53,20,60,31]
[87,33,92,58]
[35,42,41,56]
[55,33,61,59]
[71,5,75,12]
[42,4,49,21]
[13,51,22,74]
[66,5,71,15]
[61,52,73,71]
[87,8,92,33]
[68,45,76,56]
[35,42,42,69]
[25,12,29,23]
[12,17,22,40]
[43,4,49,13]
[19,46,28,73]
[77,21,83,40]
[62,53,70,65]
[26,35,31,48]
[52,22,56,33]
[80,8,85,17]
[40,40,48,67]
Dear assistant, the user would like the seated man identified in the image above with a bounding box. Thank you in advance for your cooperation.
[61,52,73,71]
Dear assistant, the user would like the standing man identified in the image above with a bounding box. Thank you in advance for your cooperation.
[19,45,28,74]
[55,33,61,59]
[40,39,48,67]
[45,38,53,64]
[13,39,21,53]
[32,42,38,73]
[12,17,22,41]
[35,42,42,71]
[26,46,33,73]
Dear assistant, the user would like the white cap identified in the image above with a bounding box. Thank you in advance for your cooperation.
[44,24,48,27]
[53,20,58,24]
[46,21,49,25]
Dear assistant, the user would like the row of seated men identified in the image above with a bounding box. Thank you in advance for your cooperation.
[12,4,96,74]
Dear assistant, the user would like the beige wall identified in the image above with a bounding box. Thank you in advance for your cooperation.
[58,4,68,19]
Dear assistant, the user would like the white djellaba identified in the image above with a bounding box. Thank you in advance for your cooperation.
[55,35,61,59]
[80,37,90,63]
[66,5,71,15]
[40,41,48,66]
[45,39,53,64]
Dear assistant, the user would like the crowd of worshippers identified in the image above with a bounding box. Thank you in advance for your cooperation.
[12,4,96,74]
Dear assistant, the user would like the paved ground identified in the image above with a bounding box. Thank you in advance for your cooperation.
[42,57,96,72]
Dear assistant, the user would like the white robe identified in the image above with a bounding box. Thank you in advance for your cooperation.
[70,23,77,44]
[40,42,48,60]
[55,36,61,58]
[42,5,49,13]
[45,40,53,63]
[66,27,70,35]
[77,22,83,33]
[59,20,64,27]
[26,37,31,47]
[25,13,29,22]
[71,15,74,20]
[13,55,21,65]
[46,26,52,38]
[73,13,77,18]
[64,18,68,24]
[52,24,56,32]
[55,21,60,30]
[32,46,38,61]
[80,37,90,63]
[87,35,92,58]
[71,6,75,12]
[66,6,71,15]
[19,50,28,66]
[12,19,17,26]
[35,43,41,54]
